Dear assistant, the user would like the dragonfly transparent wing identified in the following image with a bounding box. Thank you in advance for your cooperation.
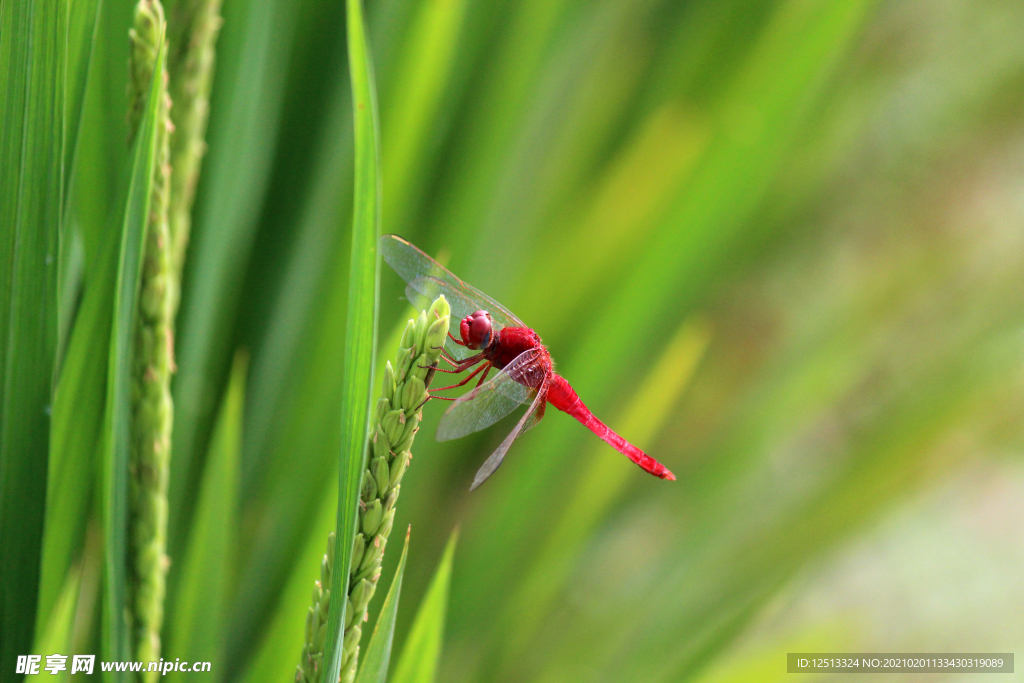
[381,235,526,358]
[435,349,541,441]
[469,381,549,491]
[405,276,495,360]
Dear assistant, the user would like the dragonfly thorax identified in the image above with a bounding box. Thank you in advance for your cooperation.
[489,326,547,375]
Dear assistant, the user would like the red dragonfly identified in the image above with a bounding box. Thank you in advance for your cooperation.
[381,234,675,490]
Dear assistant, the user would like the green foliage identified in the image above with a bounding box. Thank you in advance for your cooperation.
[40,230,116,638]
[100,24,167,679]
[237,320,410,683]
[33,563,82,679]
[165,351,244,682]
[8,1,1024,682]
[38,0,119,642]
[353,528,410,683]
[0,0,67,666]
[165,0,223,276]
[167,0,302,561]
[381,0,467,233]
[322,0,384,681]
[126,2,175,672]
[390,531,457,683]
[303,297,448,683]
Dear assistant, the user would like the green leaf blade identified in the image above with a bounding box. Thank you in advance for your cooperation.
[236,478,339,683]
[354,527,412,683]
[381,0,468,233]
[322,0,383,681]
[0,0,67,665]
[99,29,167,682]
[165,351,245,682]
[168,0,306,560]
[62,0,101,186]
[38,0,124,635]
[33,560,82,668]
[236,319,408,683]
[37,231,117,639]
[391,530,458,683]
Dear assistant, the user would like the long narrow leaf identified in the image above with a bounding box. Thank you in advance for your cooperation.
[322,0,383,681]
[38,0,125,632]
[235,320,407,683]
[168,0,305,558]
[38,230,118,636]
[237,479,339,683]
[0,0,67,667]
[390,530,458,683]
[33,560,82,677]
[69,0,135,270]
[99,30,166,682]
[354,527,411,683]
[381,0,467,233]
[63,0,102,184]
[56,0,102,367]
[166,351,245,681]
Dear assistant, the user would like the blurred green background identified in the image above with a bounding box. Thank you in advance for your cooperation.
[11,0,1024,680]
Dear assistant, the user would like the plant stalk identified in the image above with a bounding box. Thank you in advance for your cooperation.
[164,0,223,280]
[297,296,450,683]
[127,1,174,679]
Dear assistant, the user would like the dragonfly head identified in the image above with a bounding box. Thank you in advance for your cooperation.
[460,310,493,350]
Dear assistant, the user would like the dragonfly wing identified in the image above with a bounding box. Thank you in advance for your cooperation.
[406,276,493,360]
[406,276,489,324]
[523,400,546,432]
[469,382,548,491]
[435,349,541,441]
[381,234,526,329]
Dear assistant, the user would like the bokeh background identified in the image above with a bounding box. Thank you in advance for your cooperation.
[45,0,1024,680]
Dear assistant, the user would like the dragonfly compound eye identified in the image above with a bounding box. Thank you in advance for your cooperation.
[461,310,492,349]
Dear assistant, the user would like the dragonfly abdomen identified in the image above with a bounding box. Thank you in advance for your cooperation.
[547,375,675,481]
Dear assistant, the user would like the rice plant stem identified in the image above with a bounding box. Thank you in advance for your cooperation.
[297,296,451,683]
[164,0,223,279]
[126,2,174,679]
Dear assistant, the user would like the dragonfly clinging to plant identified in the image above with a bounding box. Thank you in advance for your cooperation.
[381,234,676,490]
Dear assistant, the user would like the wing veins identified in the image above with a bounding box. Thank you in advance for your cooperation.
[381,235,526,329]
[435,349,540,441]
[469,379,549,491]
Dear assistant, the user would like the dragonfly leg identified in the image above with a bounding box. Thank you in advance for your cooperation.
[415,362,488,411]
[438,337,465,363]
[430,361,490,393]
[415,366,483,409]
[421,352,484,374]
[430,366,463,374]
[431,352,468,373]
[424,332,467,361]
